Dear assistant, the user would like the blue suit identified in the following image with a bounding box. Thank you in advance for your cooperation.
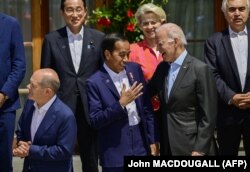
[0,13,26,171]
[86,62,158,168]
[16,98,77,172]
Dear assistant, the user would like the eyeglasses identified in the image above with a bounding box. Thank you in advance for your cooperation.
[64,7,84,15]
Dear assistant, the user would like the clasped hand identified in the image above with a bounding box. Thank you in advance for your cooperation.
[231,92,250,109]
[13,141,31,158]
[0,93,6,108]
[119,81,143,107]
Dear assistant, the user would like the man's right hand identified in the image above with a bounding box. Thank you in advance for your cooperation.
[119,81,143,107]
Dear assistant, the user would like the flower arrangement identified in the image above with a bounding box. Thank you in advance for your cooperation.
[88,0,168,43]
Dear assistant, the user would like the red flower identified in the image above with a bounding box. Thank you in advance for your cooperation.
[126,22,135,32]
[97,17,111,27]
[127,9,134,18]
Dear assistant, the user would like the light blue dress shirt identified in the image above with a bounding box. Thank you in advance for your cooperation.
[167,50,187,97]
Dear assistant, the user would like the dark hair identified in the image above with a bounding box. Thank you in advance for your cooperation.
[60,0,86,10]
[101,33,128,59]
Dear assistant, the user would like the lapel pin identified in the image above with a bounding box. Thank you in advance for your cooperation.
[88,41,95,49]
[129,72,134,83]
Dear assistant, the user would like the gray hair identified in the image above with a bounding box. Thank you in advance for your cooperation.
[156,23,187,45]
[221,0,250,13]
[135,3,166,24]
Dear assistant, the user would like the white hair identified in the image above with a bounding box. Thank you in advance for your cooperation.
[221,0,250,13]
[156,23,187,45]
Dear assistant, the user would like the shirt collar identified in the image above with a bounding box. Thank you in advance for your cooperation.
[171,50,187,67]
[103,63,126,79]
[229,26,248,37]
[66,26,84,39]
[33,95,57,111]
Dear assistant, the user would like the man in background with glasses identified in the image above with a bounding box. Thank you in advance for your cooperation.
[41,0,104,171]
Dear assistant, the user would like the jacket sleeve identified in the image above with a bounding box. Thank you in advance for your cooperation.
[1,18,25,99]
[204,37,235,103]
[194,63,217,154]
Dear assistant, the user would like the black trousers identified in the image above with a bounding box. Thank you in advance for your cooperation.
[75,96,99,172]
[217,117,250,156]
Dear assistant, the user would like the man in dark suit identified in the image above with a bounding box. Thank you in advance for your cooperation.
[0,13,26,171]
[41,0,104,171]
[13,68,77,172]
[86,33,159,172]
[204,0,250,155]
[148,23,217,156]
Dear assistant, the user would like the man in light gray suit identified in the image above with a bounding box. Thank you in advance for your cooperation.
[148,23,217,156]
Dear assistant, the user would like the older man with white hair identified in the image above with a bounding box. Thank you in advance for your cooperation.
[149,23,217,156]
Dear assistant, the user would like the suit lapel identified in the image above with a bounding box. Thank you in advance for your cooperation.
[125,64,142,110]
[243,29,250,91]
[168,55,190,101]
[56,27,76,74]
[33,101,57,143]
[163,74,169,103]
[221,29,241,86]
[26,104,35,141]
[101,67,120,99]
[78,27,95,74]
[125,64,136,86]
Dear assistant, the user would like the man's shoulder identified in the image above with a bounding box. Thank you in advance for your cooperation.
[44,26,104,39]
[87,69,103,83]
[0,13,18,24]
[44,27,66,39]
[186,55,210,72]
[52,97,74,116]
[84,26,105,37]
[126,61,141,68]
[187,55,205,64]
[206,29,228,41]
[92,69,103,78]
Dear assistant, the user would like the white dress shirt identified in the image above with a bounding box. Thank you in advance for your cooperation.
[229,26,248,90]
[31,95,57,142]
[67,26,84,73]
[103,63,140,126]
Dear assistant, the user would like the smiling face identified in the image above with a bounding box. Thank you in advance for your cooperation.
[155,30,177,63]
[139,12,162,41]
[225,0,249,32]
[105,40,130,73]
[61,0,87,34]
